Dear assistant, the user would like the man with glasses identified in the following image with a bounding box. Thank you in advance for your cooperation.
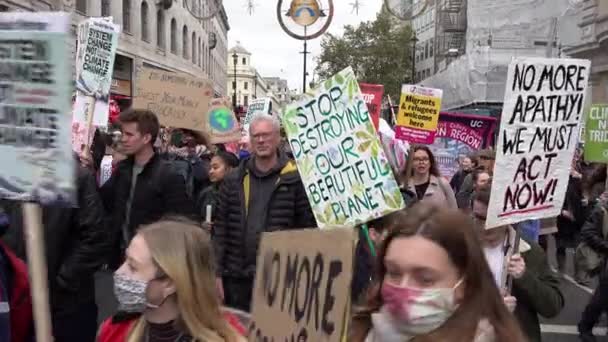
[471,185,563,342]
[213,114,315,312]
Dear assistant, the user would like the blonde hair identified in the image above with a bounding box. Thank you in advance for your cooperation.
[127,219,242,342]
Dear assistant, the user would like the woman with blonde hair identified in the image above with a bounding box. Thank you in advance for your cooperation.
[98,219,246,342]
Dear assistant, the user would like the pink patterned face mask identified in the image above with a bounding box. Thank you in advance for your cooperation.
[380,279,463,335]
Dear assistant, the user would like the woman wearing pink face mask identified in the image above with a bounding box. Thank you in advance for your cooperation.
[350,204,525,342]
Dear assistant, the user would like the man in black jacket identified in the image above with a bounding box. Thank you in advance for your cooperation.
[1,164,109,342]
[98,109,195,268]
[214,114,315,312]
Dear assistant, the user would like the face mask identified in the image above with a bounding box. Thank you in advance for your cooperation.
[381,279,463,335]
[113,273,167,313]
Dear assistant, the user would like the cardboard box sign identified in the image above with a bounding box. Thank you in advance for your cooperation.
[249,228,354,342]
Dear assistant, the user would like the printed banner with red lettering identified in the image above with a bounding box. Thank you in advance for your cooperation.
[360,83,384,129]
[429,113,497,179]
[395,85,442,144]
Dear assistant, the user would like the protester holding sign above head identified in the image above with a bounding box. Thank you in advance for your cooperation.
[214,113,315,312]
[97,219,246,342]
[471,185,564,342]
[349,203,525,342]
[84,109,195,269]
[404,145,457,208]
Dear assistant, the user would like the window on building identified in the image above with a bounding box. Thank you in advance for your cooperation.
[156,10,165,49]
[202,43,206,71]
[244,95,249,107]
[123,0,131,33]
[242,57,246,65]
[232,81,236,90]
[182,25,188,58]
[170,19,177,53]
[101,0,110,16]
[430,38,434,57]
[424,41,429,59]
[244,82,248,90]
[192,32,196,63]
[141,1,149,42]
[198,37,202,66]
[76,0,86,13]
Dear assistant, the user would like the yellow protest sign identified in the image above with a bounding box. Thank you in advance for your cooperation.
[395,85,442,144]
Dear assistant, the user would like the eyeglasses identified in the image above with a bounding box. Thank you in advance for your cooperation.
[413,157,429,163]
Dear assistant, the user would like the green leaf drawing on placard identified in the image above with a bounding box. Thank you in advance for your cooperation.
[323,203,335,225]
[384,193,398,210]
[371,143,379,159]
[324,79,333,91]
[335,74,345,85]
[300,155,314,178]
[316,209,327,225]
[358,141,372,153]
[366,121,376,136]
[355,130,373,140]
[353,183,365,198]
[347,80,355,100]
[392,188,403,207]
[282,108,299,136]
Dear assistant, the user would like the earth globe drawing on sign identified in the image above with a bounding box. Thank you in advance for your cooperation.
[208,106,236,133]
[287,0,322,26]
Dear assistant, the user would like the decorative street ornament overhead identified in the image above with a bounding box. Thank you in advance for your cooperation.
[277,0,334,40]
[287,0,322,26]
[384,0,429,21]
[184,0,223,21]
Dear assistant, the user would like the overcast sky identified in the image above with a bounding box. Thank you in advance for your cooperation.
[224,0,384,92]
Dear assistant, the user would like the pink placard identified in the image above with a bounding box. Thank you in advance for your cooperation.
[395,126,436,144]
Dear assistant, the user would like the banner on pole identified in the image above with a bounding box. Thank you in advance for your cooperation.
[395,85,442,144]
[584,104,608,163]
[282,67,404,228]
[429,113,497,179]
[359,83,384,130]
[0,12,75,204]
[249,228,354,342]
[73,17,120,127]
[486,57,590,229]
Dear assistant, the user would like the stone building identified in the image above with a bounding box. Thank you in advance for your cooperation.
[0,0,230,108]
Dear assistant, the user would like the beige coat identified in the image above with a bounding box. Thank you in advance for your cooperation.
[407,175,458,209]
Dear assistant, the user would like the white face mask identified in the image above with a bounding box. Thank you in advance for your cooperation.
[113,273,168,313]
[379,279,463,336]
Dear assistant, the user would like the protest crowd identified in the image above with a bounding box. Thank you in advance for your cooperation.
[0,7,607,342]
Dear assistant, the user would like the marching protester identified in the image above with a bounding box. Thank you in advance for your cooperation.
[213,114,315,312]
[89,109,196,269]
[97,219,246,342]
[2,162,109,342]
[577,190,608,341]
[457,148,495,209]
[450,154,474,193]
[404,145,457,208]
[197,151,239,227]
[472,185,564,342]
[350,203,526,341]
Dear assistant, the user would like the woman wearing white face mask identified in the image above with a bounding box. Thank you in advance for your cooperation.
[97,219,247,342]
[350,204,525,342]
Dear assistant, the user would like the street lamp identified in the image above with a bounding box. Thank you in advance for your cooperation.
[411,32,419,84]
[232,52,238,109]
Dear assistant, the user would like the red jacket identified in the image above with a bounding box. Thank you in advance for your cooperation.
[97,311,247,342]
[0,241,33,342]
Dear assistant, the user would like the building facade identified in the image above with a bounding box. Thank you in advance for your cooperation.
[0,0,230,108]
[264,77,291,105]
[565,0,608,103]
[227,43,281,117]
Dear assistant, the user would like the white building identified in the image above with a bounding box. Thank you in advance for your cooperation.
[0,0,230,108]
[227,43,281,116]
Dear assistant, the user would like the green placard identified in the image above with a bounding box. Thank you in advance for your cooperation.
[584,104,608,162]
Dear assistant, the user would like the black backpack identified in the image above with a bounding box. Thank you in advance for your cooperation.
[163,154,196,199]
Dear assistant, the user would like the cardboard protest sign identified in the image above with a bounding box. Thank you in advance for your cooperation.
[486,57,590,229]
[0,12,75,203]
[207,97,241,144]
[359,83,384,129]
[133,67,213,132]
[244,98,271,126]
[73,18,120,127]
[429,113,497,179]
[249,228,354,342]
[584,104,608,162]
[395,85,442,144]
[282,67,404,228]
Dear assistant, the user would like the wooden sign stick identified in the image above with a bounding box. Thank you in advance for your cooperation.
[22,203,53,342]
